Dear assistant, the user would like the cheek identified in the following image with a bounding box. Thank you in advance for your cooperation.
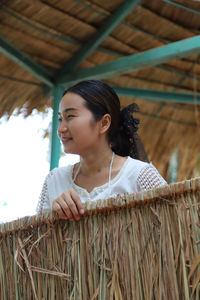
[81,125,99,142]
[71,117,98,140]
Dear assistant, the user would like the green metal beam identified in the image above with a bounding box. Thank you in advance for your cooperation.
[50,87,63,170]
[55,0,140,83]
[163,0,200,16]
[137,111,196,127]
[0,36,54,88]
[57,35,200,86]
[3,1,199,93]
[71,0,171,43]
[113,86,200,105]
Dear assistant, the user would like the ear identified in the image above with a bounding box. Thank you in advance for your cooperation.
[99,114,111,135]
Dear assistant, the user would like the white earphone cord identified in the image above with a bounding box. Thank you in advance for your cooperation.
[73,152,115,192]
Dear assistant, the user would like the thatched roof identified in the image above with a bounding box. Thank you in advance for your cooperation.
[0,0,200,181]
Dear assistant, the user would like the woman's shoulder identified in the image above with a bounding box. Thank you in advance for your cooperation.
[123,157,167,191]
[117,156,149,181]
[132,159,167,191]
[125,156,149,171]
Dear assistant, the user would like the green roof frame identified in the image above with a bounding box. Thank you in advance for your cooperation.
[1,4,200,169]
[57,35,200,86]
[55,0,140,82]
[113,86,200,105]
[0,36,54,88]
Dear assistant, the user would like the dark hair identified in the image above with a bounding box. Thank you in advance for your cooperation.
[63,80,148,161]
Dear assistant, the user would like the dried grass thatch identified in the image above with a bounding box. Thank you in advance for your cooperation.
[0,0,200,118]
[0,178,200,299]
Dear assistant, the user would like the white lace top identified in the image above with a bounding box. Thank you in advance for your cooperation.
[36,157,167,214]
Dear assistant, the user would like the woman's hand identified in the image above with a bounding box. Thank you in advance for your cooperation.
[52,189,84,220]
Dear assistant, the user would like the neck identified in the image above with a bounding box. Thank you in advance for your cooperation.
[79,146,113,176]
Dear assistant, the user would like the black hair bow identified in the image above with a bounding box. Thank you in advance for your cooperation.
[120,103,140,135]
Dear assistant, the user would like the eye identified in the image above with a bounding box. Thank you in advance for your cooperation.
[66,115,74,119]
[58,117,62,122]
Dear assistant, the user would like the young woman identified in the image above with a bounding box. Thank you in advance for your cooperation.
[37,80,167,220]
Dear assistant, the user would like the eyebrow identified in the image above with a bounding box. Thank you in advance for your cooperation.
[58,108,77,115]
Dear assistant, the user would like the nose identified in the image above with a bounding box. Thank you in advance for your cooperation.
[57,121,68,137]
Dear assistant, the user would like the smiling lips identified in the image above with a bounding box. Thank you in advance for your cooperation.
[61,137,72,144]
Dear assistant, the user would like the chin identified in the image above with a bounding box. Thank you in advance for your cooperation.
[63,147,79,155]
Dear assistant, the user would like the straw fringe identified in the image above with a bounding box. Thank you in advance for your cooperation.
[0,178,200,299]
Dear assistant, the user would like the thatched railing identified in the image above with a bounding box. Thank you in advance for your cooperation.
[0,178,200,299]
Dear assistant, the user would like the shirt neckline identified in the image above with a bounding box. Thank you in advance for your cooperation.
[69,156,130,196]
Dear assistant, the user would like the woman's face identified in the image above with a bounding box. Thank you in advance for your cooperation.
[58,92,102,155]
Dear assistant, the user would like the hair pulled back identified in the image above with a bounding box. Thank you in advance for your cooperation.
[63,80,148,162]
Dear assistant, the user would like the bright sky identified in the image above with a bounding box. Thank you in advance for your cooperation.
[0,109,79,223]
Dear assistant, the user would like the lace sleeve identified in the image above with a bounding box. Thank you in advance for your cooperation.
[36,170,54,214]
[137,163,167,192]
